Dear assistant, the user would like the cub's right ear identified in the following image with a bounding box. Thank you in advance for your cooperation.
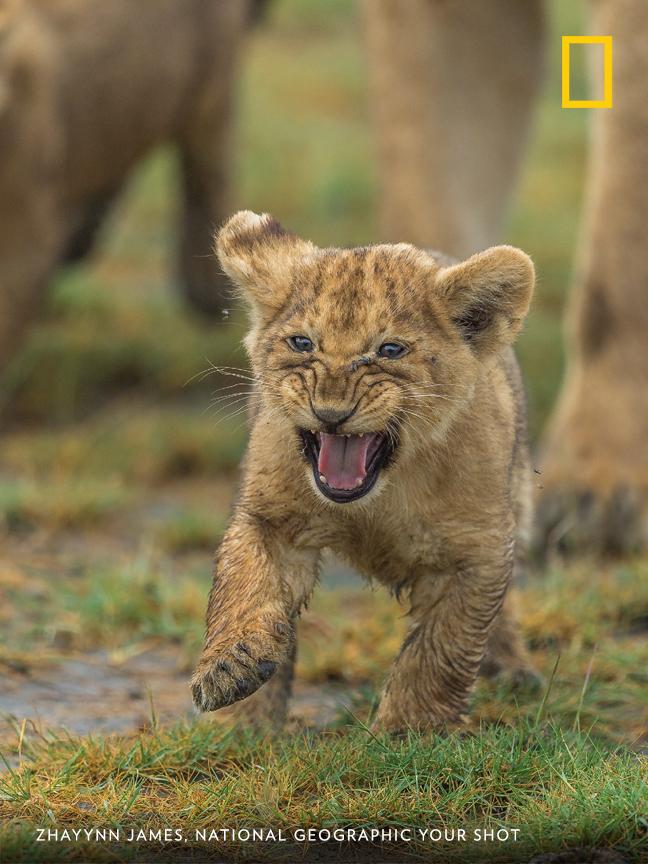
[215,211,314,317]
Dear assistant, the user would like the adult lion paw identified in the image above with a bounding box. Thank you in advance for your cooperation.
[480,655,544,692]
[495,665,544,693]
[191,624,292,712]
[533,485,647,559]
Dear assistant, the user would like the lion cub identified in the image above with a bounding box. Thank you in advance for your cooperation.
[191,211,537,732]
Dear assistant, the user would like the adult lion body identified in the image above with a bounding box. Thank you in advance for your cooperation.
[363,0,648,555]
[191,211,536,732]
[0,0,251,372]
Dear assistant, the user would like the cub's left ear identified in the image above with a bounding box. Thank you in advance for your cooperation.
[434,246,535,354]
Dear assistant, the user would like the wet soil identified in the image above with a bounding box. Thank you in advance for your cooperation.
[0,644,350,754]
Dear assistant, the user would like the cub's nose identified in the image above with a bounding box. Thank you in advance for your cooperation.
[312,406,355,431]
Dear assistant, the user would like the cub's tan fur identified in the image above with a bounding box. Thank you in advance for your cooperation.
[192,211,536,732]
[0,0,249,373]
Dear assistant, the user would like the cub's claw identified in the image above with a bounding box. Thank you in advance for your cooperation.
[191,634,286,712]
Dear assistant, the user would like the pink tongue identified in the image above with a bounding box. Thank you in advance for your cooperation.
[317,433,376,491]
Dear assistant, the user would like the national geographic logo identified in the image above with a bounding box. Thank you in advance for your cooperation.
[562,35,613,108]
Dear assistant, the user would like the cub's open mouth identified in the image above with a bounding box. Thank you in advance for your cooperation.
[299,428,397,503]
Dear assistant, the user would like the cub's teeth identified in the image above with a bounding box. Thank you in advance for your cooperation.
[319,474,327,484]
[359,432,364,437]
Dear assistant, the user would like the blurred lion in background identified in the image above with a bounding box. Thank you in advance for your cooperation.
[0,0,258,373]
[3,0,646,560]
[363,0,648,558]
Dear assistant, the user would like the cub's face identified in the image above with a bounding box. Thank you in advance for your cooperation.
[217,212,534,505]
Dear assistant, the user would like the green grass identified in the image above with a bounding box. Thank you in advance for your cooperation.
[1,721,645,863]
[0,477,131,533]
[0,405,247,488]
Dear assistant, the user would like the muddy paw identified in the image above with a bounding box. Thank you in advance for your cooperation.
[191,627,291,712]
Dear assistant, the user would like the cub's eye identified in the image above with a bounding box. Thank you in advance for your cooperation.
[287,335,314,353]
[378,342,408,359]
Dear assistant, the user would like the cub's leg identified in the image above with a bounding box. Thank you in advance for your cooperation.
[191,511,317,716]
[373,551,512,733]
[480,593,540,690]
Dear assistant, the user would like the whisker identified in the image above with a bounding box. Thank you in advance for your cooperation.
[402,393,461,404]
[208,390,263,409]
[205,392,264,420]
[211,404,255,425]
[212,364,256,377]
[211,381,257,395]
[207,398,254,414]
[184,360,255,388]
[208,389,257,406]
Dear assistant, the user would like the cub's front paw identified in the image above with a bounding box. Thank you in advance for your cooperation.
[191,624,292,712]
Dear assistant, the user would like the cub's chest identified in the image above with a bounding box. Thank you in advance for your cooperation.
[325,514,451,579]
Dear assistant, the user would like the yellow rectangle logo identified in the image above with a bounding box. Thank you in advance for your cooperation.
[562,35,613,108]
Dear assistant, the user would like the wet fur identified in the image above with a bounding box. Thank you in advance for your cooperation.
[192,211,537,733]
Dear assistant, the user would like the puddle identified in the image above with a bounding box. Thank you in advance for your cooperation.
[0,646,350,747]
[0,647,193,738]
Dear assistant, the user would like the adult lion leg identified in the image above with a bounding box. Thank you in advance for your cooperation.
[536,0,648,557]
[176,2,247,318]
[0,212,59,380]
[362,0,545,256]
[0,10,62,386]
[61,190,120,265]
[0,165,62,395]
[373,548,513,733]
[191,511,318,719]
